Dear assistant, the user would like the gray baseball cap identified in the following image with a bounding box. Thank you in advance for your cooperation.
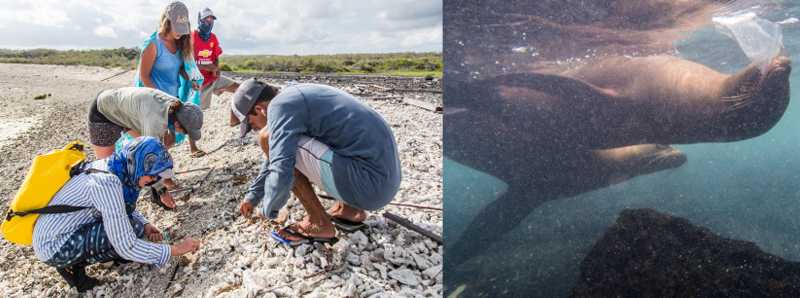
[230,78,274,138]
[165,1,191,35]
[199,7,216,20]
[175,102,204,140]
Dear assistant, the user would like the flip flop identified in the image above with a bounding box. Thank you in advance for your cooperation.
[149,187,176,211]
[270,226,338,246]
[331,217,366,233]
[190,150,207,158]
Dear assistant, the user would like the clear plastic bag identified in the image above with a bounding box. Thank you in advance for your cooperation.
[713,11,783,69]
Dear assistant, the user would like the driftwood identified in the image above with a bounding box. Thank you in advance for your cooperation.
[317,194,441,211]
[175,167,212,175]
[100,69,131,82]
[383,212,442,244]
[403,98,442,113]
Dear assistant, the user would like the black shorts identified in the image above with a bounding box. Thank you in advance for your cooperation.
[87,96,124,147]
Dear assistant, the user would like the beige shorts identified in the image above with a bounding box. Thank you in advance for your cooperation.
[199,75,236,110]
[294,136,329,189]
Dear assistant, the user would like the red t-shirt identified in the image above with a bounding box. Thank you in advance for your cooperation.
[192,31,222,87]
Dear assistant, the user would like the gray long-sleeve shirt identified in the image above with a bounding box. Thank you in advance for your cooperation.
[244,83,401,218]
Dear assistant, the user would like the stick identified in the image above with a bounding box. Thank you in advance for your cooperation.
[206,139,230,156]
[101,69,131,82]
[144,187,193,199]
[164,264,181,294]
[364,95,403,101]
[383,212,442,244]
[174,167,212,175]
[393,88,442,94]
[317,194,441,211]
[191,167,215,194]
[403,98,443,113]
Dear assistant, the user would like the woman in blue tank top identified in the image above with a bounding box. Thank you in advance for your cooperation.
[137,1,205,157]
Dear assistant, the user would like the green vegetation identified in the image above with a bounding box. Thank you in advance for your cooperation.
[0,48,138,69]
[219,53,442,77]
[0,48,442,78]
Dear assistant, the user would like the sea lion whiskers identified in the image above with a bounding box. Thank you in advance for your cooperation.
[641,147,684,171]
[722,98,756,116]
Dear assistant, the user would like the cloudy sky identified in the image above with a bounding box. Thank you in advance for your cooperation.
[0,0,442,55]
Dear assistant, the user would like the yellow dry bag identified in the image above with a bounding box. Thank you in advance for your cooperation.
[1,141,88,246]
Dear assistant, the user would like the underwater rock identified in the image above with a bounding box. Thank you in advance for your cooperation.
[572,208,800,297]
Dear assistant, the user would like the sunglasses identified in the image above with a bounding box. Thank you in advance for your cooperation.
[145,175,168,196]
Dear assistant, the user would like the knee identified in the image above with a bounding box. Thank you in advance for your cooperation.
[292,169,310,191]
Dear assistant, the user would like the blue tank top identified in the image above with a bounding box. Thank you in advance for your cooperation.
[150,37,182,97]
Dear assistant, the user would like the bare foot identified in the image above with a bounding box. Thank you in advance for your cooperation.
[277,218,336,241]
[328,202,367,223]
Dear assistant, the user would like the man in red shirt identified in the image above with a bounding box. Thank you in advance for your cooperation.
[192,7,239,110]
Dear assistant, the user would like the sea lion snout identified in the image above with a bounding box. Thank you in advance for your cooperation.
[767,56,792,76]
[651,146,687,170]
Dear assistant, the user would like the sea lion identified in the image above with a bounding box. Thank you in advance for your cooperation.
[444,0,757,79]
[444,53,791,273]
[561,55,792,146]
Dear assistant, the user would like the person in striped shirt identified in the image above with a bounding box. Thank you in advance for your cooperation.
[32,137,200,292]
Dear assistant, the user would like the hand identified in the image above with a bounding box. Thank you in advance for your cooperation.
[213,70,220,77]
[144,224,163,242]
[164,178,177,189]
[239,200,253,219]
[170,238,201,256]
[191,81,200,90]
[160,191,177,209]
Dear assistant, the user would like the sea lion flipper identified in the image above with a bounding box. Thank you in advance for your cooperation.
[493,72,619,103]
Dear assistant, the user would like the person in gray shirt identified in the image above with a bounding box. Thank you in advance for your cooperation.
[231,79,401,245]
[87,86,203,209]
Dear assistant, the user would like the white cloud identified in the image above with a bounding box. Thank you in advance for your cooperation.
[93,26,118,39]
[0,0,442,54]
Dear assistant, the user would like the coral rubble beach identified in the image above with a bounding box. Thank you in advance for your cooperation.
[0,63,442,297]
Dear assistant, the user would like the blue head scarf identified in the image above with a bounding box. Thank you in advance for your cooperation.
[106,137,174,205]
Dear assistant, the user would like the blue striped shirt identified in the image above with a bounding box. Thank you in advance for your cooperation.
[32,161,170,267]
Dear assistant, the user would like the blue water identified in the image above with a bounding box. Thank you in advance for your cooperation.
[447,3,800,297]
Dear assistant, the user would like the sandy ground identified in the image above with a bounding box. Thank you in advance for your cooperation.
[0,63,442,297]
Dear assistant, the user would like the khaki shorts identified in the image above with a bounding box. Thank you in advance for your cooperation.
[199,75,236,110]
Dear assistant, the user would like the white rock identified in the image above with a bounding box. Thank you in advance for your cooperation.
[350,231,369,247]
[388,268,420,287]
[242,269,272,294]
[346,253,361,266]
[422,265,442,279]
[373,263,388,280]
[295,244,311,257]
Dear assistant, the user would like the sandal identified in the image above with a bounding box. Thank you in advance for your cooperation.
[56,264,101,293]
[190,150,207,158]
[331,217,366,233]
[270,225,338,246]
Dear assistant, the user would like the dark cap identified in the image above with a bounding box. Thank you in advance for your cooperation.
[230,78,271,138]
[175,102,203,141]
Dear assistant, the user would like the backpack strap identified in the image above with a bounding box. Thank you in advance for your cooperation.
[5,163,112,221]
[6,205,89,221]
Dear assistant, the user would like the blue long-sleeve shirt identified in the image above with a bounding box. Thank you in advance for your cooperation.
[244,83,401,218]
